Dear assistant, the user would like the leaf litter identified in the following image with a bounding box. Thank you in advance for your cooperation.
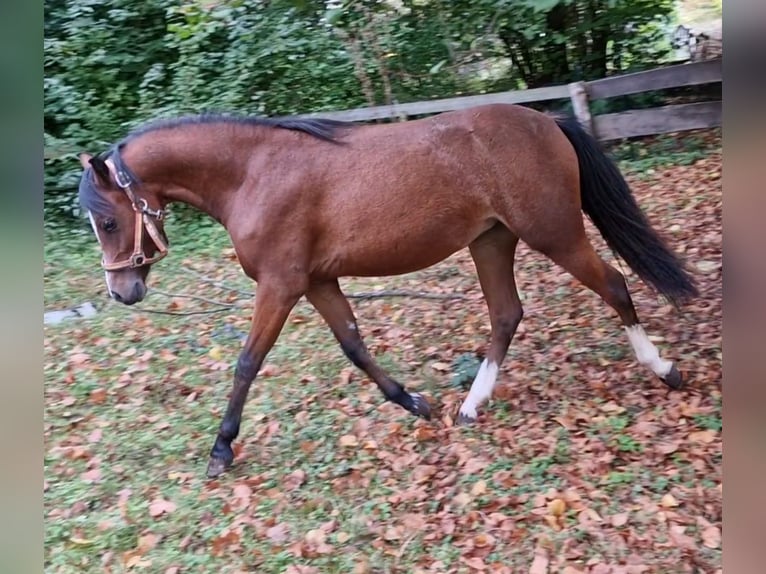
[45,146,721,572]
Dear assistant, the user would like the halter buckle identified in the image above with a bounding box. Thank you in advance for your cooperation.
[137,198,165,220]
[114,169,132,189]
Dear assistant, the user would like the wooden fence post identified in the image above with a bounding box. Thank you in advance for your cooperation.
[567,81,593,136]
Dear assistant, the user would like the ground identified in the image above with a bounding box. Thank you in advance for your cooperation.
[44,133,721,574]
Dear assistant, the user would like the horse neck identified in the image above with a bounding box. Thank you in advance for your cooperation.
[121,125,257,224]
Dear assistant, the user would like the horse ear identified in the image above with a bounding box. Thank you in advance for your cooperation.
[78,153,92,169]
[88,156,112,184]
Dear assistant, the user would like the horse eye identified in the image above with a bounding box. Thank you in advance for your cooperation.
[101,218,117,233]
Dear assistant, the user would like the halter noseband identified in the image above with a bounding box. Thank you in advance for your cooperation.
[101,165,169,271]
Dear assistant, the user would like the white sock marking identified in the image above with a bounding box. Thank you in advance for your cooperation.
[459,359,499,419]
[625,324,672,377]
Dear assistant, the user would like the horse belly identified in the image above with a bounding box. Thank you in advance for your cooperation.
[317,211,490,278]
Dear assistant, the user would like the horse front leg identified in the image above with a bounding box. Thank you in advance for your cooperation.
[207,281,302,478]
[306,280,431,419]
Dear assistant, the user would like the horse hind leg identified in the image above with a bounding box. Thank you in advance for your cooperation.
[541,237,683,388]
[458,225,523,424]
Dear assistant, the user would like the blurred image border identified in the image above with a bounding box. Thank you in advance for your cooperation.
[0,1,44,572]
[721,1,766,573]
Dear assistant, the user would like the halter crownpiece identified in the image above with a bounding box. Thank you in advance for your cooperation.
[101,160,169,271]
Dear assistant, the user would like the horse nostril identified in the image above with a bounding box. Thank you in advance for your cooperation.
[111,291,124,303]
[132,282,145,302]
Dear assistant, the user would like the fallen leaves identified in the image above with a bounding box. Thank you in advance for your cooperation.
[660,494,680,509]
[339,434,359,447]
[701,525,721,549]
[43,144,722,573]
[610,512,630,527]
[529,546,550,574]
[688,429,718,444]
[148,498,176,518]
[548,498,566,517]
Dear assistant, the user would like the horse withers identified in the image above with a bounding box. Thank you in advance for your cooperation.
[78,104,696,477]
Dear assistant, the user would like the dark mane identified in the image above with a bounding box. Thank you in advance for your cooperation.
[80,114,350,217]
[121,114,350,146]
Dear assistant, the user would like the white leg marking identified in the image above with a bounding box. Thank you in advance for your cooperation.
[625,325,672,377]
[458,359,499,419]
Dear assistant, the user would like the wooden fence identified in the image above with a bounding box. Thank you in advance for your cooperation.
[299,58,721,141]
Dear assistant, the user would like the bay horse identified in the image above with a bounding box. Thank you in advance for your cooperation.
[77,104,696,478]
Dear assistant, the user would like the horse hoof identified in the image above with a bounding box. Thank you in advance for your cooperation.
[206,456,232,478]
[661,364,684,390]
[409,392,432,420]
[456,411,477,426]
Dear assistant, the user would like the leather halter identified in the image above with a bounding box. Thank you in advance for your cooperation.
[101,167,169,271]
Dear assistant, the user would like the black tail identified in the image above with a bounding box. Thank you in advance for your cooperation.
[554,116,698,306]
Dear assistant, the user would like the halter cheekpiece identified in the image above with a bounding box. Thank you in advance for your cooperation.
[101,161,169,271]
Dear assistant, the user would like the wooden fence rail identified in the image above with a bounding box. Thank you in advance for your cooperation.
[298,58,722,141]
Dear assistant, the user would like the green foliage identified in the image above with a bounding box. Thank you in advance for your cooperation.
[450,352,482,389]
[692,413,722,432]
[610,130,721,174]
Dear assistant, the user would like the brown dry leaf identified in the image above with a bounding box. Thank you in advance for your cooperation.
[543,515,561,531]
[462,556,487,571]
[474,532,496,548]
[553,415,576,430]
[305,529,326,545]
[89,388,107,404]
[471,479,488,497]
[529,547,549,574]
[668,524,695,549]
[69,352,90,366]
[453,492,472,507]
[402,513,427,531]
[431,361,451,372]
[212,530,242,557]
[339,434,358,447]
[656,441,681,455]
[81,468,101,483]
[660,494,679,508]
[137,533,159,553]
[258,363,279,377]
[124,555,152,569]
[689,429,717,444]
[547,498,566,517]
[148,498,176,518]
[611,512,629,527]
[285,469,307,490]
[336,531,351,544]
[701,525,721,549]
[578,508,602,524]
[413,426,436,442]
[232,483,252,502]
[383,526,403,541]
[413,465,437,483]
[267,523,290,545]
